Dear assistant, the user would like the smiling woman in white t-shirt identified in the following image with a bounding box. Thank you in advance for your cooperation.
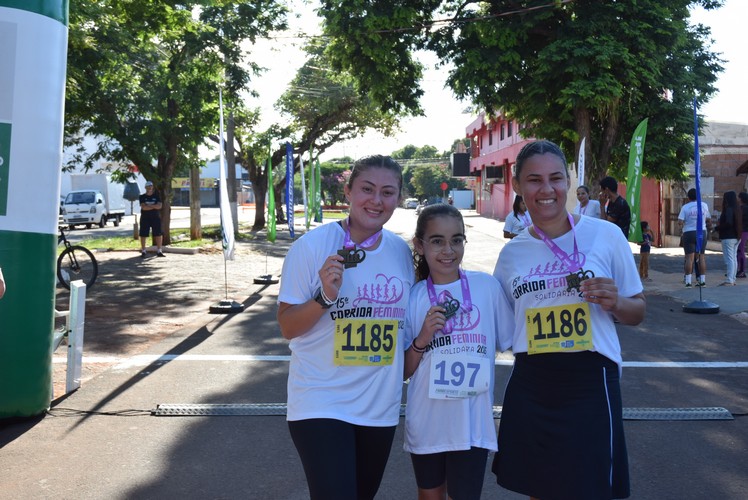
[277,155,415,500]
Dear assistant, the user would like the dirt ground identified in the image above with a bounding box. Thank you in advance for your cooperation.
[52,236,292,399]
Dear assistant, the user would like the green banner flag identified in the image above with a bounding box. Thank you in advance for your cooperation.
[315,158,323,222]
[307,154,315,227]
[267,151,276,243]
[626,118,647,243]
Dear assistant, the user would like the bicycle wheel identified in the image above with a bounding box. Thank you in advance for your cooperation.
[57,245,98,290]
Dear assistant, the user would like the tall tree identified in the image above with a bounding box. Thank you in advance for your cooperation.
[221,39,404,230]
[320,0,724,183]
[65,0,286,244]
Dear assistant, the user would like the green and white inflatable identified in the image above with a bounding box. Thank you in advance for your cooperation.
[0,0,69,418]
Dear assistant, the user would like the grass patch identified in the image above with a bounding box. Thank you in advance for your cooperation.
[72,215,344,250]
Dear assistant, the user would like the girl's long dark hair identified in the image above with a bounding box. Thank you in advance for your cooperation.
[413,203,464,282]
[512,195,524,219]
[721,191,743,236]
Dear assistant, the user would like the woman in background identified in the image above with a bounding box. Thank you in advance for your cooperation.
[503,195,532,239]
[574,185,602,219]
[715,190,742,286]
[736,192,748,279]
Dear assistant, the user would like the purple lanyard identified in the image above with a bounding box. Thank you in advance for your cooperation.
[342,217,382,249]
[426,269,473,320]
[532,213,583,274]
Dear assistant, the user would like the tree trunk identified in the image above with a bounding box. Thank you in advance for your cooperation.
[596,97,621,183]
[189,166,202,240]
[574,106,593,191]
[274,182,286,223]
[252,182,267,231]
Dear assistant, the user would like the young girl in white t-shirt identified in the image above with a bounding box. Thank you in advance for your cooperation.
[404,203,513,500]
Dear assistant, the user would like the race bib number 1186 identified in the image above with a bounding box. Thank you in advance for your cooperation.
[525,302,593,355]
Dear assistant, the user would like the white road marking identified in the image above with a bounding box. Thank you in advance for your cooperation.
[52,355,748,370]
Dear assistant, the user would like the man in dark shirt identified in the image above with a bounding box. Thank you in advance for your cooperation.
[139,181,165,257]
[600,176,631,238]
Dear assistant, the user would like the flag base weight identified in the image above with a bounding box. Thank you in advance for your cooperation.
[254,274,279,285]
[209,300,245,314]
[683,300,720,314]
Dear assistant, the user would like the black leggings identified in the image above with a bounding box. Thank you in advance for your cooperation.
[288,419,397,500]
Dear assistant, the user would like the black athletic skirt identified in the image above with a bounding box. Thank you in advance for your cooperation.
[492,351,630,500]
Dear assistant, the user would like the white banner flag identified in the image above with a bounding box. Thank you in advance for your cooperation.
[218,90,235,260]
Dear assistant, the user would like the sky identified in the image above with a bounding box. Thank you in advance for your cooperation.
[243,0,748,162]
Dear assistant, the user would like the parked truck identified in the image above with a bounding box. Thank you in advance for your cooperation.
[62,174,126,229]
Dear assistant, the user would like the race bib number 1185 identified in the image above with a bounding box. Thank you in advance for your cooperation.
[334,319,397,366]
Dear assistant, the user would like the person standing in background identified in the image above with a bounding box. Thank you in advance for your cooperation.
[638,221,654,281]
[736,192,748,279]
[715,191,742,286]
[503,195,532,239]
[677,188,711,287]
[139,181,165,258]
[600,176,631,238]
[574,185,602,219]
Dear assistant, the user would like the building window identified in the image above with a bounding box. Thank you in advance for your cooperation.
[488,129,493,146]
[508,120,513,137]
[500,123,505,141]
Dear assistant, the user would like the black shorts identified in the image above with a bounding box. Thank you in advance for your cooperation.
[682,231,705,254]
[493,351,630,500]
[411,447,488,499]
[139,215,163,237]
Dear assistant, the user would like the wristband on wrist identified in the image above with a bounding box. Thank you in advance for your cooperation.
[314,287,335,309]
[411,338,427,353]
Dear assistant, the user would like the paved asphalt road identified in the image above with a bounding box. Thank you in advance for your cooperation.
[2,208,747,499]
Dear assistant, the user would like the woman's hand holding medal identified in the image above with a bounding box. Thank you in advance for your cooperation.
[580,276,619,312]
[319,254,345,302]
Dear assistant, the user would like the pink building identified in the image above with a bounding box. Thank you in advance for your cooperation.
[465,111,533,220]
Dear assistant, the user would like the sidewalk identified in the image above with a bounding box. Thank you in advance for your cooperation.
[1,210,747,499]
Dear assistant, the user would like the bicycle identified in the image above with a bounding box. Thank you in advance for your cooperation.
[57,226,98,290]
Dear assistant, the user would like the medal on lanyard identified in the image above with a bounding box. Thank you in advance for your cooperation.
[533,213,595,294]
[337,218,381,268]
[426,270,473,325]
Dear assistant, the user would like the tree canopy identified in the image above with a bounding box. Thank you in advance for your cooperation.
[65,0,287,242]
[320,0,725,182]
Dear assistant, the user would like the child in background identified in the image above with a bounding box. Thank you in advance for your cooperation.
[639,221,654,281]
[403,203,513,500]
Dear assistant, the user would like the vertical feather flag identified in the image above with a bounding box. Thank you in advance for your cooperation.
[626,118,648,243]
[218,90,235,260]
[308,153,316,227]
[267,148,276,243]
[693,98,705,253]
[285,142,295,239]
[299,153,309,230]
[315,157,323,222]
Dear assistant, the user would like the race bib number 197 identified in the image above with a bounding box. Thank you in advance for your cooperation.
[334,319,397,366]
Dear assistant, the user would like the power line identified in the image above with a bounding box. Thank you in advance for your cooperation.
[267,0,574,40]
